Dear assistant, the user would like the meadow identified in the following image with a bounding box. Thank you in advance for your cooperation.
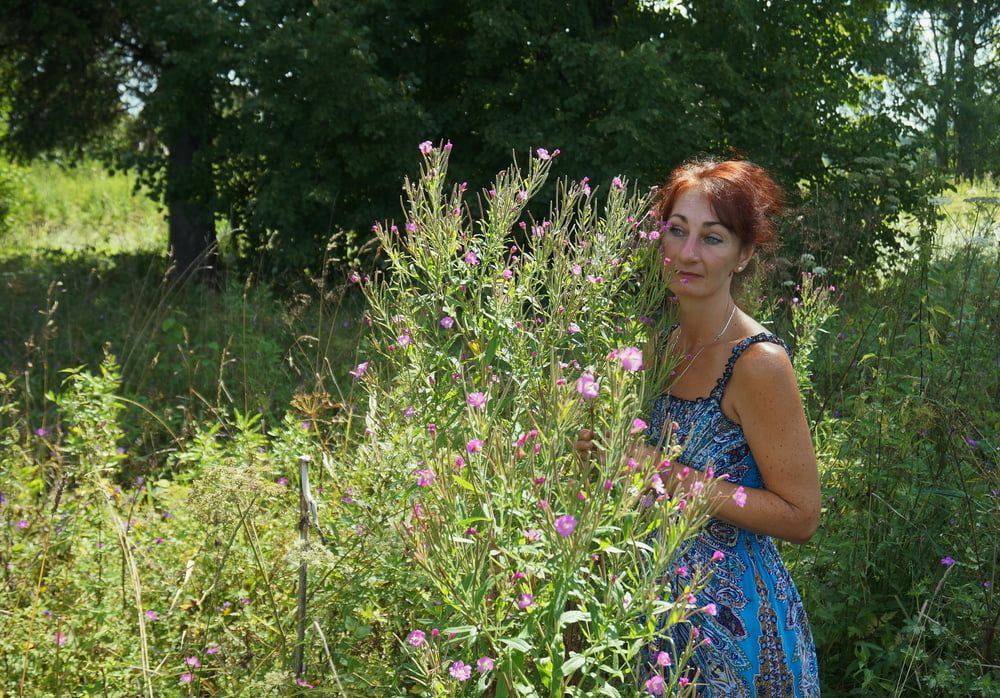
[0,155,997,696]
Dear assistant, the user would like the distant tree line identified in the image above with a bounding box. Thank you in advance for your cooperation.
[1,0,996,277]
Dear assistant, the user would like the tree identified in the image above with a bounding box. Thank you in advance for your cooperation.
[0,0,234,278]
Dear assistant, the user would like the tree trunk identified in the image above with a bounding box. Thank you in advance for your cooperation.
[165,123,218,281]
[931,11,957,170]
[954,0,979,180]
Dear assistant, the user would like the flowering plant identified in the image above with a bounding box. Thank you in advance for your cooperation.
[349,144,721,695]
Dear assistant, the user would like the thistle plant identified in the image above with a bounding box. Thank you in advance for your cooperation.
[349,144,725,696]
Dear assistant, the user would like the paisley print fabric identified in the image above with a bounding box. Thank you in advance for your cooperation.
[641,332,820,697]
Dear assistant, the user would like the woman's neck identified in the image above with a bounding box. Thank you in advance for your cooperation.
[675,294,737,352]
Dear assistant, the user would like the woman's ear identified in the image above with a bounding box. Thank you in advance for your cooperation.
[735,244,756,274]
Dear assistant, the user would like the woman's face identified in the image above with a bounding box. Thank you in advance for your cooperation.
[659,188,753,301]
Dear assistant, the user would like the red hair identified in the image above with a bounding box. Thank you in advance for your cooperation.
[652,158,785,253]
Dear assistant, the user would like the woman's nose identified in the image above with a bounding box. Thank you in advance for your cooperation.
[678,235,700,261]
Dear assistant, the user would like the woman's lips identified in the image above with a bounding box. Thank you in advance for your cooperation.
[677,271,702,279]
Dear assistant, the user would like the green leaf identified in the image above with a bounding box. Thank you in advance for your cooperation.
[499,637,533,653]
[561,653,587,676]
[452,474,477,493]
[558,609,591,627]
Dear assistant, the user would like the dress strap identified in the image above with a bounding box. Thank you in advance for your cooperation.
[709,333,792,401]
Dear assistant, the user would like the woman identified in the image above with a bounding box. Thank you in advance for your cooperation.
[578,159,821,696]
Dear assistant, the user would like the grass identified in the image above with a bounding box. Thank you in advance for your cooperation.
[0,159,996,696]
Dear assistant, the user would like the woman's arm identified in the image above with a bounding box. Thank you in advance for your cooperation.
[671,342,821,544]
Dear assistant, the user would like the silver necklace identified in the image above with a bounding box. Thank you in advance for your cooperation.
[669,303,738,387]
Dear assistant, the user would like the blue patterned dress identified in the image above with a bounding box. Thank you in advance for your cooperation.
[643,332,820,697]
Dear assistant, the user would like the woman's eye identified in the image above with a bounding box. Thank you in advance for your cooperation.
[669,225,686,237]
[704,235,723,245]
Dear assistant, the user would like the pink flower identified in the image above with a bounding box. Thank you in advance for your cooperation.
[645,675,665,695]
[631,418,648,434]
[536,148,551,160]
[403,406,416,418]
[570,263,582,276]
[655,650,672,667]
[415,469,436,487]
[17,520,28,529]
[179,673,193,684]
[145,610,159,620]
[466,392,488,409]
[348,270,361,284]
[464,250,480,266]
[511,570,526,581]
[476,656,494,673]
[431,628,440,637]
[612,176,624,190]
[679,677,691,686]
[502,268,513,280]
[525,528,542,542]
[576,373,599,400]
[603,479,613,491]
[466,439,483,454]
[449,660,472,681]
[618,347,644,371]
[295,678,314,688]
[185,656,201,668]
[35,427,48,437]
[518,593,534,609]
[440,316,455,329]
[732,486,748,508]
[405,222,417,233]
[407,629,426,647]
[712,550,725,562]
[53,632,67,646]
[206,646,221,655]
[419,141,434,155]
[940,556,956,567]
[348,361,369,380]
[554,514,578,537]
[650,474,666,495]
[444,141,453,152]
[397,334,411,348]
[567,322,580,334]
[703,603,718,616]
[427,423,437,436]
[516,189,528,202]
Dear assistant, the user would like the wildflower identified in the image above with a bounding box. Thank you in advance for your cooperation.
[940,556,956,567]
[415,469,436,487]
[466,392,488,409]
[419,141,434,155]
[650,474,666,496]
[645,675,665,695]
[35,427,48,437]
[454,455,466,469]
[603,479,613,491]
[179,673,193,684]
[631,418,648,434]
[53,632,67,646]
[477,656,494,673]
[464,250,480,266]
[576,373,599,400]
[567,322,580,334]
[679,677,691,687]
[466,439,483,454]
[732,486,748,508]
[712,550,725,562]
[206,646,221,655]
[349,361,369,379]
[511,571,526,581]
[703,603,718,616]
[17,520,28,529]
[612,176,624,190]
[675,565,688,577]
[427,423,437,436]
[431,628,440,638]
[440,316,455,329]
[570,263,582,275]
[185,656,201,668]
[403,406,416,418]
[348,270,361,284]
[397,334,411,348]
[276,477,289,486]
[516,189,528,202]
[502,268,513,280]
[964,437,979,448]
[295,678,314,688]
[407,629,426,647]
[443,141,453,152]
[518,593,534,609]
[449,661,472,681]
[525,528,542,543]
[240,597,251,606]
[618,347,644,371]
[145,610,159,620]
[554,514,578,537]
[655,650,672,667]
[580,177,591,196]
[405,222,417,233]
[537,499,550,510]
[465,526,477,536]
